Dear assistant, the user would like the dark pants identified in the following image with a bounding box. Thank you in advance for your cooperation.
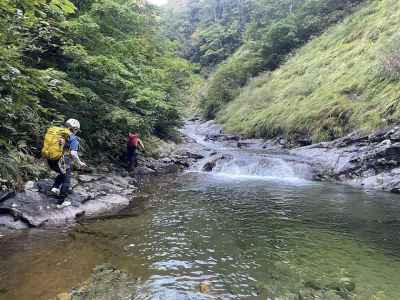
[48,158,71,196]
[127,145,137,170]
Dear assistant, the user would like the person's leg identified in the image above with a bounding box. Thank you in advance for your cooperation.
[60,167,71,196]
[48,159,64,189]
[127,146,134,170]
[132,148,137,168]
[60,157,72,197]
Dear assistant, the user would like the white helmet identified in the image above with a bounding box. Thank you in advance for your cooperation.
[65,118,80,130]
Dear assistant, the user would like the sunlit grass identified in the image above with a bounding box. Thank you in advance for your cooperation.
[219,0,400,142]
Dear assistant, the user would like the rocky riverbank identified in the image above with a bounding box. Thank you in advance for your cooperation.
[3,119,400,230]
[291,125,400,193]
[194,119,400,193]
[0,137,204,230]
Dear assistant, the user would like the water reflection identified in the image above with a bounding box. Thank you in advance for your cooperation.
[1,173,400,299]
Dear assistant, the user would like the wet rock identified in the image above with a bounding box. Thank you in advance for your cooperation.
[0,175,133,229]
[194,120,223,136]
[205,133,240,142]
[70,264,137,300]
[120,170,129,177]
[173,149,204,160]
[134,166,157,176]
[298,288,315,299]
[78,175,99,183]
[0,191,15,204]
[237,139,264,149]
[138,153,193,175]
[291,124,400,192]
[188,116,200,122]
[321,290,343,300]
[277,137,288,146]
[202,154,227,172]
[326,277,355,293]
[304,279,323,291]
[36,179,54,193]
[202,161,215,172]
[388,127,400,141]
[172,156,191,168]
[181,135,197,144]
[296,138,312,147]
[109,175,130,188]
[79,194,131,219]
[0,215,29,229]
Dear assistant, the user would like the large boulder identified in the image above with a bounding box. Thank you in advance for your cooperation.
[0,174,135,228]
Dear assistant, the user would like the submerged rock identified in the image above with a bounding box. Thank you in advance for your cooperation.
[199,281,210,293]
[326,277,356,293]
[69,264,137,300]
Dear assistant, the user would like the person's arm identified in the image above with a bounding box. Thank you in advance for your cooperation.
[71,150,87,168]
[138,139,145,151]
[69,135,87,168]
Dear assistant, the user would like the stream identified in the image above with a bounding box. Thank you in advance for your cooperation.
[1,122,400,299]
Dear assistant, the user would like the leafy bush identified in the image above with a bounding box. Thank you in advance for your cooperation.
[200,45,263,118]
[0,0,194,184]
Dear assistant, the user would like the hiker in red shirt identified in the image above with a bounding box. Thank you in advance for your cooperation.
[127,132,145,170]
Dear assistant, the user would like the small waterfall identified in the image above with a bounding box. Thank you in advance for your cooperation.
[183,120,314,183]
[198,153,314,182]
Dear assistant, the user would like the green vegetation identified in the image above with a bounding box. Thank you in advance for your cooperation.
[197,0,365,118]
[164,0,310,73]
[2,0,400,184]
[0,0,193,183]
[219,0,400,142]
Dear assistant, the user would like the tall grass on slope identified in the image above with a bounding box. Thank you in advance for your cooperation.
[219,0,400,142]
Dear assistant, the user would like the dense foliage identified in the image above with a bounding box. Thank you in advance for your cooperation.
[0,0,192,182]
[164,0,302,72]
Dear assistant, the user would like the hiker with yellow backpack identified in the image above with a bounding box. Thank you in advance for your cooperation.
[42,119,87,206]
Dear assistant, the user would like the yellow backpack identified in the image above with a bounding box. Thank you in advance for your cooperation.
[41,127,71,160]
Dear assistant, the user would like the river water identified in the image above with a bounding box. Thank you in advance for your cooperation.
[1,123,400,299]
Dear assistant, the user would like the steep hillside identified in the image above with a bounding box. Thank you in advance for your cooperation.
[218,0,400,143]
[195,0,365,117]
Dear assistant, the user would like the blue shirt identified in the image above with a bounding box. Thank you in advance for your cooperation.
[67,134,79,151]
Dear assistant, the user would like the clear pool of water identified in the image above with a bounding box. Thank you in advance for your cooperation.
[1,171,400,299]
